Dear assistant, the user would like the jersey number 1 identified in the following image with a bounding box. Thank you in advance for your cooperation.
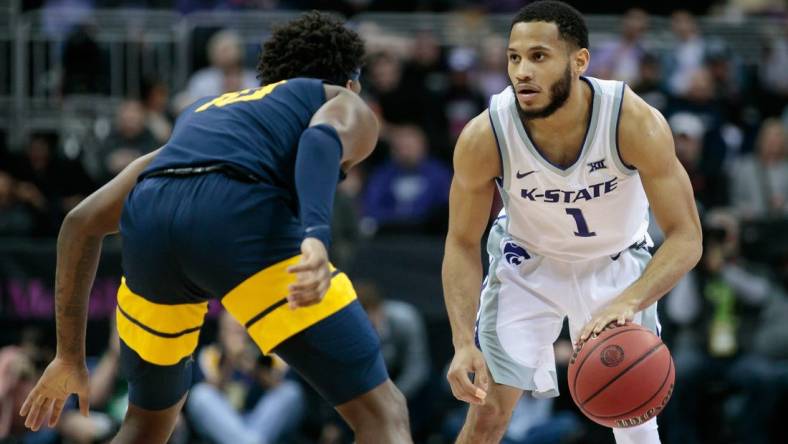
[565,208,596,237]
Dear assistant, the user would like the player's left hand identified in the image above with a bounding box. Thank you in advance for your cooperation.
[578,296,639,344]
[286,238,331,309]
[19,357,90,431]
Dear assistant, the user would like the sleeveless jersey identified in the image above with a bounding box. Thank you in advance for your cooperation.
[488,76,649,262]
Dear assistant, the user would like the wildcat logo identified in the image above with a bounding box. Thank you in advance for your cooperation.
[503,242,530,266]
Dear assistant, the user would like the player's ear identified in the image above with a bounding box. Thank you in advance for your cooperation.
[345,79,361,94]
[574,47,590,76]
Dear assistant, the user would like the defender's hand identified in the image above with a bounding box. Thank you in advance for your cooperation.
[578,297,638,343]
[286,238,331,309]
[20,357,89,431]
[447,345,489,405]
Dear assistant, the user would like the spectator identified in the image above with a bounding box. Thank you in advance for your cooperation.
[444,47,486,145]
[665,10,706,97]
[61,22,107,96]
[589,8,650,84]
[42,0,94,41]
[632,52,668,111]
[758,26,788,117]
[0,170,38,237]
[667,67,722,127]
[474,36,509,101]
[331,168,363,270]
[356,281,430,403]
[176,29,258,110]
[0,347,41,442]
[401,30,447,95]
[663,210,781,444]
[362,125,451,234]
[141,78,173,145]
[401,31,452,154]
[670,112,728,211]
[730,118,788,219]
[96,100,158,183]
[10,134,93,233]
[366,51,426,130]
[667,66,738,205]
[730,284,788,444]
[706,40,745,114]
[186,310,304,444]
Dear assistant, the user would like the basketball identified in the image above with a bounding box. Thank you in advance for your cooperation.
[568,324,675,428]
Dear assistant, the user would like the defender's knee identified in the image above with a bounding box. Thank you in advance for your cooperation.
[367,385,409,431]
[345,382,410,434]
[384,386,409,431]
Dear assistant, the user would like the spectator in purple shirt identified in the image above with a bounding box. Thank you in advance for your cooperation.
[362,125,451,235]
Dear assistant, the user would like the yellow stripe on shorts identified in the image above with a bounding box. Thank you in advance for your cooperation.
[116,278,208,366]
[221,255,356,354]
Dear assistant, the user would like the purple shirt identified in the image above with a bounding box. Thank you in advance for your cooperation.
[362,158,452,225]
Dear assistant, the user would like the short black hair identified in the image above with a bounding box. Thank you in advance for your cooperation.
[257,11,365,86]
[511,1,589,50]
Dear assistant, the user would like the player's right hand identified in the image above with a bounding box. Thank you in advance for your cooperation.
[286,238,332,309]
[447,345,489,405]
[19,357,90,431]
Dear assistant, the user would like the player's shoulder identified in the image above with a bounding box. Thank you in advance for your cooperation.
[619,86,671,144]
[456,110,498,155]
[453,110,500,180]
[618,86,674,170]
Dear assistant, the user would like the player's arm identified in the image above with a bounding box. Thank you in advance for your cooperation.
[443,111,500,404]
[20,149,160,430]
[316,85,379,168]
[579,88,702,341]
[54,148,161,360]
[286,86,379,308]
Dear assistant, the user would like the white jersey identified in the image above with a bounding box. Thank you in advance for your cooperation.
[488,76,649,262]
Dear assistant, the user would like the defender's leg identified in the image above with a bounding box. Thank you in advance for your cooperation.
[335,379,411,444]
[268,301,412,444]
[111,394,186,444]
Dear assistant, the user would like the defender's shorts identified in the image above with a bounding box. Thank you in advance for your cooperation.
[476,217,660,399]
[117,173,387,409]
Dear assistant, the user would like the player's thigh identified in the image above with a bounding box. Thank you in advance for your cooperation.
[115,280,207,410]
[270,300,390,406]
[565,244,659,343]
[219,251,380,406]
[478,228,565,399]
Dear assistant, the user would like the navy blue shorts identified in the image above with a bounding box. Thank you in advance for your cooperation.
[117,172,387,409]
[273,300,388,406]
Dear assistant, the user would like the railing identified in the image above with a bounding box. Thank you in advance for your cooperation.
[1,8,785,149]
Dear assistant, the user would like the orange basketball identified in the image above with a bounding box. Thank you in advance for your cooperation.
[567,324,675,428]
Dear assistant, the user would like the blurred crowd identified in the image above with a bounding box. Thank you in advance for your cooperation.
[2,3,788,444]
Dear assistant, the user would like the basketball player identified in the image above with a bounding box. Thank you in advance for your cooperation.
[442,2,702,444]
[20,12,411,444]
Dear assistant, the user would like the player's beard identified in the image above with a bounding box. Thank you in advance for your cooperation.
[513,63,572,120]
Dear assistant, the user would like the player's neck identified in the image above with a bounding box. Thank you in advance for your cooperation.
[523,79,592,136]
